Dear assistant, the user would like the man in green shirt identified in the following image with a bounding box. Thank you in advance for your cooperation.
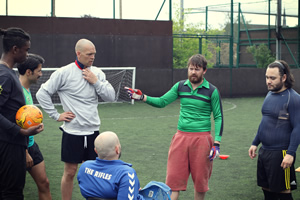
[126,54,223,200]
[17,53,52,200]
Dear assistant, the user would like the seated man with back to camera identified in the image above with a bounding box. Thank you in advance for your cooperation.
[77,131,144,200]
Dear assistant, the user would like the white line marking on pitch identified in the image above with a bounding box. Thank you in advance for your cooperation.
[223,101,237,112]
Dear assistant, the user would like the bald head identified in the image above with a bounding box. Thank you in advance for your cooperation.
[94,131,121,160]
[75,39,96,67]
[75,39,94,53]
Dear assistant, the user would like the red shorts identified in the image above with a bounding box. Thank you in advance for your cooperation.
[166,130,213,192]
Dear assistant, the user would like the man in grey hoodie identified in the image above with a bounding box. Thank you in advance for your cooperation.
[36,38,115,200]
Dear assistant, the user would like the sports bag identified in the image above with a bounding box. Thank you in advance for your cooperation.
[139,181,171,200]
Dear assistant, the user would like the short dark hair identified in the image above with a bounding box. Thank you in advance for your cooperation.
[268,60,295,89]
[0,27,30,53]
[17,53,44,75]
[187,54,207,70]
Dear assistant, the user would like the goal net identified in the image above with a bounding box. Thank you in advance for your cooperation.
[17,67,136,105]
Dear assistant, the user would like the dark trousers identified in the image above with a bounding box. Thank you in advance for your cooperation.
[0,141,26,200]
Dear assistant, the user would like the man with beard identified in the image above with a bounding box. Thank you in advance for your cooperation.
[77,131,144,200]
[17,53,52,200]
[125,54,224,200]
[249,60,300,200]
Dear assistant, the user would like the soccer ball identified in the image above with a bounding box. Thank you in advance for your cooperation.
[16,105,43,129]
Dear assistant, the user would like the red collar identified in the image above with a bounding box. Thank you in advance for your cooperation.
[75,60,84,70]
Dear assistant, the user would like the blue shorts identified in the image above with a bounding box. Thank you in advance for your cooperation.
[61,131,99,163]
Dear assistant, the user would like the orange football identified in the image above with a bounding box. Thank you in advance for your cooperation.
[16,105,43,129]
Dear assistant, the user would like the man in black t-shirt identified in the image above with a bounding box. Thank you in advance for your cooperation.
[0,27,44,200]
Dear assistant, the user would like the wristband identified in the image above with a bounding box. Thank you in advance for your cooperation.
[140,94,144,101]
[213,143,220,147]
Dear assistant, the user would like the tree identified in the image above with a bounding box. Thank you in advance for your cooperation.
[172,6,224,69]
[246,44,275,68]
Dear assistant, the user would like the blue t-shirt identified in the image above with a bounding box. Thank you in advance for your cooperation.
[77,158,142,200]
[252,88,300,156]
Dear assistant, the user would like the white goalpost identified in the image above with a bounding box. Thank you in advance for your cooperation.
[17,67,136,105]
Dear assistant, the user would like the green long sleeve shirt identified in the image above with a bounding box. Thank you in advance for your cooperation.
[145,78,223,141]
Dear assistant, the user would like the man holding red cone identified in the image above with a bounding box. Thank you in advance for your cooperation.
[125,54,223,200]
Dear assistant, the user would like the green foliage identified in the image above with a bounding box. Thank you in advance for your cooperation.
[247,44,276,68]
[172,6,224,69]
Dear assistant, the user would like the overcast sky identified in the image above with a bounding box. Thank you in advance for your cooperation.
[0,0,298,29]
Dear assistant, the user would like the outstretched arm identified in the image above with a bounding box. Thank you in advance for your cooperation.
[125,82,180,108]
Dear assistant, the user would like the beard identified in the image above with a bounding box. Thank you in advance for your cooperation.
[268,81,284,92]
[188,74,203,84]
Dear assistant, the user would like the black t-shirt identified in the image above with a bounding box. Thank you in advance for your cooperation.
[0,64,27,146]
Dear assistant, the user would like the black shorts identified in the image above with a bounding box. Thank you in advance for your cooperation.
[257,148,297,192]
[61,131,99,163]
[27,142,44,170]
